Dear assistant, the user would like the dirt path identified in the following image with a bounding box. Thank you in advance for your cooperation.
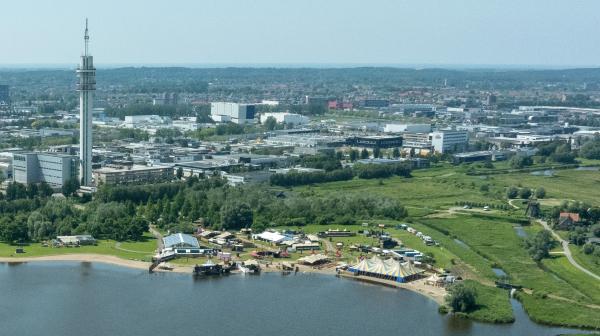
[538,219,600,281]
[149,225,164,250]
[322,238,335,253]
[507,199,521,209]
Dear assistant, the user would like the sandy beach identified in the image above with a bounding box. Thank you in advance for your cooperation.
[0,254,445,304]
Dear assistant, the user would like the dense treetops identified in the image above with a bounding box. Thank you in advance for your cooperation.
[0,175,408,244]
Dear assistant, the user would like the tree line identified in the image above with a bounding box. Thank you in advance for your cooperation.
[269,162,412,187]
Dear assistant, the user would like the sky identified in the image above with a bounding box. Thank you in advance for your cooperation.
[1,0,600,68]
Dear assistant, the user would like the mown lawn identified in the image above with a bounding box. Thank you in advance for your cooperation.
[0,232,158,262]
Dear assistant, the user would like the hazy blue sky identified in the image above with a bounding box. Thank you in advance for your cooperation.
[1,0,599,67]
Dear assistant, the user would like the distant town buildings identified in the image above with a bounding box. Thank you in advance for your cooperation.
[153,92,178,106]
[0,85,9,106]
[211,102,256,124]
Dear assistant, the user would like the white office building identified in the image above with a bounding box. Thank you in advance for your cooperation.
[211,102,256,124]
[260,112,309,125]
[431,130,469,153]
[383,123,431,134]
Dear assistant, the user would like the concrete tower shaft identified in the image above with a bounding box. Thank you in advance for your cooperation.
[76,19,96,186]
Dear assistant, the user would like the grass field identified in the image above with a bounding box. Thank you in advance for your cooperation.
[286,165,600,328]
[0,233,158,262]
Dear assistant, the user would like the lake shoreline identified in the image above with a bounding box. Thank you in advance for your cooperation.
[0,253,445,304]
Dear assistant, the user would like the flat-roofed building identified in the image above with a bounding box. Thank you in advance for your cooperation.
[431,130,468,153]
[346,135,402,148]
[12,152,78,187]
[93,165,173,185]
[260,112,309,125]
[211,102,256,124]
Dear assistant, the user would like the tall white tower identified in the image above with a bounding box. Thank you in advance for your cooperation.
[76,19,95,186]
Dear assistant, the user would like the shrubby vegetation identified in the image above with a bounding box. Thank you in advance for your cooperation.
[0,176,408,244]
[525,230,555,262]
[579,136,600,160]
[445,282,477,313]
[270,162,411,187]
[509,155,533,169]
[270,169,354,187]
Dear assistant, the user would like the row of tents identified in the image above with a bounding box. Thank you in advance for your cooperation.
[349,256,423,283]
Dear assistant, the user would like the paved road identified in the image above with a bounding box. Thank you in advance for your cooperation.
[538,220,600,281]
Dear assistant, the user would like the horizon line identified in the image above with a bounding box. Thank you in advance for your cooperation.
[0,62,599,71]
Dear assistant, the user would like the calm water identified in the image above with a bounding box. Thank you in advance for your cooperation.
[492,267,508,277]
[0,262,593,336]
[514,226,528,238]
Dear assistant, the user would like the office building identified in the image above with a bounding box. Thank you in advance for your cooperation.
[431,130,468,153]
[402,133,433,153]
[93,165,173,185]
[12,153,78,187]
[211,102,256,124]
[383,123,431,134]
[260,112,309,125]
[346,135,403,148]
[76,20,96,186]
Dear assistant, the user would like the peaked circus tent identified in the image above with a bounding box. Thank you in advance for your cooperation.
[348,256,423,283]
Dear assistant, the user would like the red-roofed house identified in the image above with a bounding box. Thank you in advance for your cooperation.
[556,212,581,230]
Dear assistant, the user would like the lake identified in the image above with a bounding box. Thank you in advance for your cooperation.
[0,262,593,336]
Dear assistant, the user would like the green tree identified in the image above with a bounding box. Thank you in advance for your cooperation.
[535,187,546,199]
[0,215,28,243]
[579,136,600,160]
[506,186,519,199]
[263,116,277,131]
[349,149,359,162]
[392,147,400,158]
[445,283,477,313]
[509,155,533,169]
[525,230,555,262]
[360,148,369,159]
[373,147,381,159]
[62,177,80,197]
[38,182,55,197]
[6,182,27,200]
[220,202,253,230]
[176,167,184,180]
[519,188,532,199]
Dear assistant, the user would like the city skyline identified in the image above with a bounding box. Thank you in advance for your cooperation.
[1,0,600,67]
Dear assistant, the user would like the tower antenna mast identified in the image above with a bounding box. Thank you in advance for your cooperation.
[84,18,89,56]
